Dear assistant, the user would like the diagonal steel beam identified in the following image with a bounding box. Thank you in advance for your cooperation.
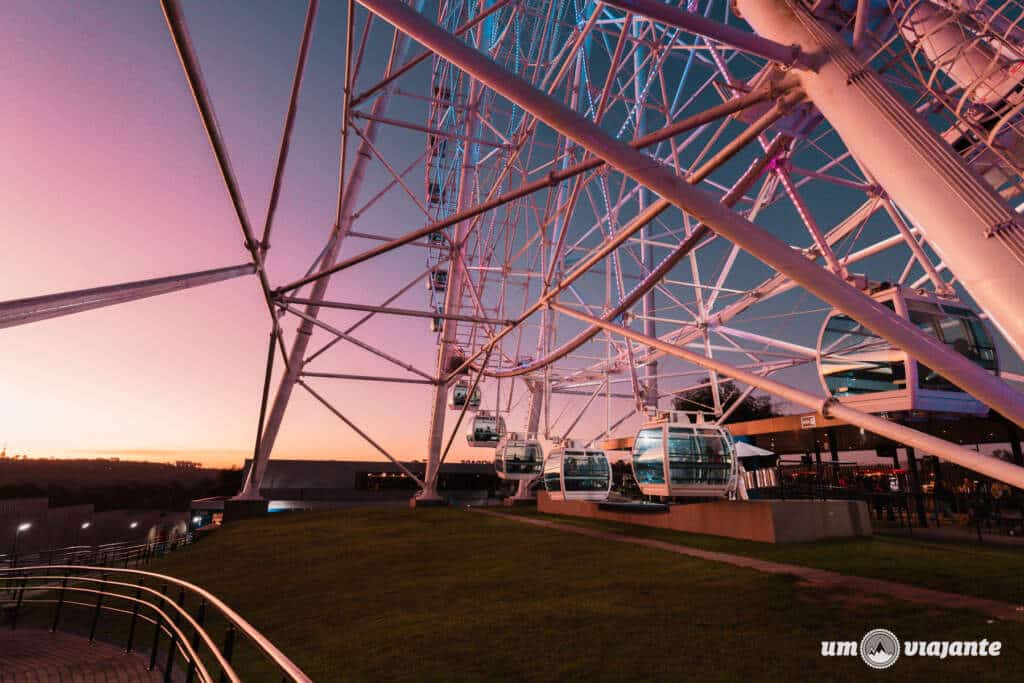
[0,264,254,330]
[298,380,427,487]
[280,297,515,326]
[259,0,319,257]
[160,1,278,321]
[600,0,813,68]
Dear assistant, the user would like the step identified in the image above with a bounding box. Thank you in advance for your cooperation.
[0,629,163,682]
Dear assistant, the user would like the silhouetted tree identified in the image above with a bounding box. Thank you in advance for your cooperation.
[671,379,779,423]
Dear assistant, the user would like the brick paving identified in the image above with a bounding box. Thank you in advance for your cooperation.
[0,630,162,682]
[477,509,1024,622]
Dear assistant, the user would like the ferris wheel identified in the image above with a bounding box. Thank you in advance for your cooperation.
[8,0,1024,501]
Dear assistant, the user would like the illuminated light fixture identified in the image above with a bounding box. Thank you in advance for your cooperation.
[81,522,91,530]
[129,521,139,529]
[17,522,31,532]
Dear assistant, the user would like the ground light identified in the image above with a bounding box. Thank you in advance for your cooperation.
[10,522,32,566]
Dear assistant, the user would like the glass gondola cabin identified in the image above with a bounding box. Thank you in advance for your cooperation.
[493,433,544,480]
[631,413,738,498]
[427,269,448,292]
[817,286,997,415]
[466,411,506,447]
[543,445,611,502]
[449,381,482,410]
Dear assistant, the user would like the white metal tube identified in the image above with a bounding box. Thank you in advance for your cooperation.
[420,78,485,501]
[852,0,870,49]
[714,325,818,357]
[600,0,810,67]
[0,264,254,330]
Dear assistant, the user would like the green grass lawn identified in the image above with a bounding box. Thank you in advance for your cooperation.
[132,507,1024,681]
[501,508,1024,605]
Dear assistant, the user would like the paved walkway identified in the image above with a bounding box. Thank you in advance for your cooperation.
[477,509,1024,622]
[0,630,162,682]
[877,524,1024,547]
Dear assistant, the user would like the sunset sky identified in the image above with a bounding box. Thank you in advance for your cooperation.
[5,1,1022,470]
[3,0,641,469]
[2,1,449,467]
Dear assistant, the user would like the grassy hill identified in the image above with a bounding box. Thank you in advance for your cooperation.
[149,508,1024,681]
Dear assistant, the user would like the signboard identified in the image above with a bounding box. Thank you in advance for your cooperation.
[800,414,817,430]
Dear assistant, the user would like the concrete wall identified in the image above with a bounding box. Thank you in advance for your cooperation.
[1,501,94,554]
[537,493,871,543]
[2,500,187,556]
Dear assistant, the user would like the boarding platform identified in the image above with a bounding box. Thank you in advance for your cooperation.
[538,492,871,543]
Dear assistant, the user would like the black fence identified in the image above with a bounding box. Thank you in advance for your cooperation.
[0,538,191,570]
[766,461,1024,536]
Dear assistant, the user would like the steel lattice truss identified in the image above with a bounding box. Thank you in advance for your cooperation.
[7,0,1024,498]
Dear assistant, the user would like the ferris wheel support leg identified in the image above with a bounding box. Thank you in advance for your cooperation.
[355,0,1024,429]
[237,3,425,500]
[525,381,544,436]
[415,382,448,504]
[417,78,484,504]
[735,0,1024,360]
[510,479,535,502]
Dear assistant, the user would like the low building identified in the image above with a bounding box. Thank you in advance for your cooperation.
[190,459,504,526]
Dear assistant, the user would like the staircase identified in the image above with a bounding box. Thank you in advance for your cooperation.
[0,630,162,682]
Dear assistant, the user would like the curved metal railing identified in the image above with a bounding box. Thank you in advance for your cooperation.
[1,565,310,683]
[0,537,191,569]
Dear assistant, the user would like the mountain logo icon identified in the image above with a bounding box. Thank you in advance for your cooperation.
[860,629,900,669]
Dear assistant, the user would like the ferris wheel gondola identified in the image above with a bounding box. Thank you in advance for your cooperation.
[817,286,997,415]
[466,411,506,447]
[449,381,482,410]
[542,444,612,502]
[631,412,739,499]
[493,433,544,479]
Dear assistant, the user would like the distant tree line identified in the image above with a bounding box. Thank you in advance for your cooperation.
[0,460,244,512]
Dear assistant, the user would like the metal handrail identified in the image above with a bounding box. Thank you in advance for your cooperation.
[0,537,189,569]
[1,565,311,683]
[8,574,227,681]
[13,581,215,681]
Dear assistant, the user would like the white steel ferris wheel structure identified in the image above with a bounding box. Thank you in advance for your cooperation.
[8,0,1024,500]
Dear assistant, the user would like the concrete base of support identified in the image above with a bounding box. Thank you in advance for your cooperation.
[503,496,537,507]
[409,496,447,508]
[222,499,269,524]
[538,492,871,543]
